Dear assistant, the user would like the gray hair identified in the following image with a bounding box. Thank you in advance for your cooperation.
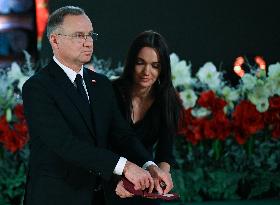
[46,6,85,38]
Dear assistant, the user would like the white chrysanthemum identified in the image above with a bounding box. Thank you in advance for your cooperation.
[191,107,211,118]
[170,54,192,87]
[7,62,29,91]
[241,73,257,90]
[196,62,221,90]
[179,89,197,109]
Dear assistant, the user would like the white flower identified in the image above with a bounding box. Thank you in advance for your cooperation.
[170,53,180,68]
[179,89,197,109]
[191,107,211,118]
[0,75,9,98]
[222,86,239,102]
[170,53,192,87]
[241,73,257,90]
[247,79,270,112]
[196,62,221,90]
[264,80,280,97]
[267,62,280,80]
[7,62,29,91]
[255,98,269,113]
[109,75,120,80]
[267,63,280,96]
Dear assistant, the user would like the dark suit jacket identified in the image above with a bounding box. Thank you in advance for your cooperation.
[22,60,152,205]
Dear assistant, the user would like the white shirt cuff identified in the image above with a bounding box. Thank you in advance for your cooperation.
[113,157,127,175]
[142,161,157,170]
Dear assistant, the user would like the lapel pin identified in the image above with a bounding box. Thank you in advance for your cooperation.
[86,64,95,72]
[92,79,96,84]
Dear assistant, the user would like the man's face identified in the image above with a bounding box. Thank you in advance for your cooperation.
[51,14,94,71]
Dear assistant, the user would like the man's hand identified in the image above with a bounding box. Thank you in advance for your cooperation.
[147,165,173,194]
[115,180,134,198]
[123,161,154,191]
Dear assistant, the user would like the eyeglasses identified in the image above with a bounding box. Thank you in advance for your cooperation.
[56,32,98,43]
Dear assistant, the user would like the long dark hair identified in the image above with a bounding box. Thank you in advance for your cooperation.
[115,30,183,135]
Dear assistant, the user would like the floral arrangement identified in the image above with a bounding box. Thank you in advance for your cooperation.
[170,53,280,202]
[1,52,280,204]
[0,51,34,205]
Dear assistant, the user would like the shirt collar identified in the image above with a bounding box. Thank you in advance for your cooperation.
[53,56,83,83]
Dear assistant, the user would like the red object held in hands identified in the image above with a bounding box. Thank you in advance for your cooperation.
[122,177,180,201]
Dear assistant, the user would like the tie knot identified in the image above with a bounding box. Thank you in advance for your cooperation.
[74,73,89,103]
[75,74,83,83]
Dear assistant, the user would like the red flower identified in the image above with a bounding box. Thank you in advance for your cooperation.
[0,116,10,143]
[198,90,227,113]
[264,96,280,139]
[13,104,25,121]
[269,96,280,109]
[232,100,264,144]
[204,111,231,140]
[178,109,205,145]
[272,124,280,139]
[178,91,231,144]
[0,104,29,153]
[3,129,28,153]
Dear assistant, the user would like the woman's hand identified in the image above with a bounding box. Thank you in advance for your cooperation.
[147,165,173,194]
[158,162,170,173]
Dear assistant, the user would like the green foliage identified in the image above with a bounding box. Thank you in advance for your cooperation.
[0,147,29,205]
[172,136,280,202]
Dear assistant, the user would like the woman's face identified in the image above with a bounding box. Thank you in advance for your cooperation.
[133,47,161,89]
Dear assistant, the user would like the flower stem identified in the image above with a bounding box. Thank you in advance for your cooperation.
[0,148,3,159]
[213,139,221,160]
[247,135,255,156]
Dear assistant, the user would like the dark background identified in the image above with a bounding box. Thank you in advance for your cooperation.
[40,0,280,83]
[0,0,36,68]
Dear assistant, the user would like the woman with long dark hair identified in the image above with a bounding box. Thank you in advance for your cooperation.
[105,30,183,205]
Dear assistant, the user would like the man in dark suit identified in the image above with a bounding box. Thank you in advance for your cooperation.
[22,6,173,205]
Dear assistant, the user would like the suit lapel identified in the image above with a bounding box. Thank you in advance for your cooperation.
[48,61,96,138]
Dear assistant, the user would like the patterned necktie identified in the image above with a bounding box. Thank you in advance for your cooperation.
[74,74,88,103]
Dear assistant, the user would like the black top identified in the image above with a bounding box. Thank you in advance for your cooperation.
[112,81,175,165]
[103,80,176,205]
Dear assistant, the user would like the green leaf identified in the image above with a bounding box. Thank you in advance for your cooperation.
[271,173,280,188]
[248,172,273,198]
